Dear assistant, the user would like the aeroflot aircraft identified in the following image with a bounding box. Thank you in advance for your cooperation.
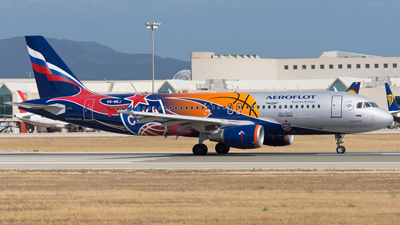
[7,36,393,155]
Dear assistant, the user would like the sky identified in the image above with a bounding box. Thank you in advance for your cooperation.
[1,0,400,62]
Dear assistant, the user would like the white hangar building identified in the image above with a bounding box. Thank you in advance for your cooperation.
[191,51,400,81]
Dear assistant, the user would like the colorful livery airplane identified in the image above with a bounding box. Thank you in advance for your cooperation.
[6,36,393,154]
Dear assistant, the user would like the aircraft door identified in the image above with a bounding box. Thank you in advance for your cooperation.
[227,103,233,115]
[84,98,95,120]
[331,95,342,118]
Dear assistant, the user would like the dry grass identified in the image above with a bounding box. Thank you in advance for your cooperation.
[0,134,399,152]
[0,170,399,224]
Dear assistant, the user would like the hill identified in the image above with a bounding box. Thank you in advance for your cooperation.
[0,37,190,80]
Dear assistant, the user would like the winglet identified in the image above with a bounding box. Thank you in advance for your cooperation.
[346,82,361,94]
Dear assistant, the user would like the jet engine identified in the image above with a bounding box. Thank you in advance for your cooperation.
[209,125,264,149]
[263,135,294,146]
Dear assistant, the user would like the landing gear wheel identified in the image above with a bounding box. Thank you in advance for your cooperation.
[215,143,230,154]
[335,134,346,154]
[192,144,208,155]
[336,146,346,154]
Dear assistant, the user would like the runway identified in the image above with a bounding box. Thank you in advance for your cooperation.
[1,151,400,170]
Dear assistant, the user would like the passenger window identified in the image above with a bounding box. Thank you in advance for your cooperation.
[301,105,304,109]
[180,106,183,110]
[268,105,271,109]
[306,105,309,108]
[201,106,204,110]
[279,105,282,109]
[190,106,193,110]
[284,105,287,109]
[246,105,249,109]
[357,102,362,108]
[196,106,199,110]
[262,105,265,109]
[295,105,298,109]
[318,105,320,108]
[273,105,276,109]
[174,106,177,110]
[105,107,108,111]
[290,105,293,109]
[217,106,220,110]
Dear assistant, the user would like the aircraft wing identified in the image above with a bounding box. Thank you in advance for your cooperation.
[5,102,65,115]
[118,110,254,132]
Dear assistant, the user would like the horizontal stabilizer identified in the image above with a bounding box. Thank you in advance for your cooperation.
[5,102,66,115]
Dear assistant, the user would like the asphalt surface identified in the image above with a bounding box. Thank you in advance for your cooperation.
[0,152,399,170]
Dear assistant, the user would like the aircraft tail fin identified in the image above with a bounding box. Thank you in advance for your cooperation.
[25,36,88,99]
[16,90,27,113]
[346,82,361,94]
[385,83,400,112]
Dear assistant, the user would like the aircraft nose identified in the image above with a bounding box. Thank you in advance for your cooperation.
[379,110,394,127]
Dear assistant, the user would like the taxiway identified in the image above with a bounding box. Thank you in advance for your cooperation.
[0,152,399,170]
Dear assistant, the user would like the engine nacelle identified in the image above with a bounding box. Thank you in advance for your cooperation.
[263,135,294,146]
[209,125,264,149]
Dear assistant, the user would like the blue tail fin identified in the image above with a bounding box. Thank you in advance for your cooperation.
[25,36,88,98]
[385,83,400,111]
[346,82,361,94]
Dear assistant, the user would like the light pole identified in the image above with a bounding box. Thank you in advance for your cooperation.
[145,22,161,93]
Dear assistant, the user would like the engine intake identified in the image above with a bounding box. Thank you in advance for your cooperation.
[209,125,264,149]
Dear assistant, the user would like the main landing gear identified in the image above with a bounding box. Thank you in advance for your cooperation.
[215,143,230,154]
[335,134,346,154]
[192,144,208,155]
[192,143,230,155]
[192,133,231,155]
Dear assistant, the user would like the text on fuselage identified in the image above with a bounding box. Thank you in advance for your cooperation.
[266,95,317,100]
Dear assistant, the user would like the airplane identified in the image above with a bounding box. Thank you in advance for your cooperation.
[0,122,13,133]
[14,90,84,132]
[384,83,400,128]
[346,82,361,94]
[6,36,393,155]
[332,82,360,93]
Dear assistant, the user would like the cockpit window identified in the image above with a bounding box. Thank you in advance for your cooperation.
[357,102,362,108]
[369,102,378,107]
[363,102,371,108]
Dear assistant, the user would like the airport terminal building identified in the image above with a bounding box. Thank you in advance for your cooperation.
[191,51,400,81]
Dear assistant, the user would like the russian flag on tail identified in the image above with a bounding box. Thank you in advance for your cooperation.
[25,36,87,99]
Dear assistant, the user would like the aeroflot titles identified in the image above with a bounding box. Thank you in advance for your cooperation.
[266,95,317,100]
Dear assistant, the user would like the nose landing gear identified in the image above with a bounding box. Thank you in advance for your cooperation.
[335,134,346,154]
